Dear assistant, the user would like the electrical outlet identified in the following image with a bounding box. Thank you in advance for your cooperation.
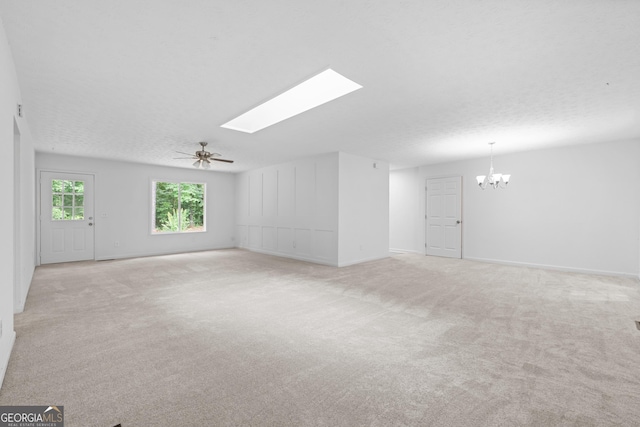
[114,241,120,247]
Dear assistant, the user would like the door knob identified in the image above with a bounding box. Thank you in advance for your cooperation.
[88,222,93,226]
[456,220,461,224]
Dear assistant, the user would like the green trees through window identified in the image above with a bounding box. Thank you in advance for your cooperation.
[153,181,205,233]
[52,179,84,220]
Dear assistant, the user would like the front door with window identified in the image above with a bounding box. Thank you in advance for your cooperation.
[40,171,95,264]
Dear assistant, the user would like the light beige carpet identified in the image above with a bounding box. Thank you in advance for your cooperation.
[1,249,639,426]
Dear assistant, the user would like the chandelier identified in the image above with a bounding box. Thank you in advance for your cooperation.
[476,142,510,189]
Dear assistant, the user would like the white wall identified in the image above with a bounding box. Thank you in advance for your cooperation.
[338,152,389,266]
[236,152,340,265]
[36,153,236,261]
[13,116,36,314]
[389,140,640,277]
[389,167,421,254]
[1,16,37,389]
[236,151,390,267]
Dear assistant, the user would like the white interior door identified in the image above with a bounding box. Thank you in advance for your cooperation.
[426,176,462,258]
[40,171,95,264]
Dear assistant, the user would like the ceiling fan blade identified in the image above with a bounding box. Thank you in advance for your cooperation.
[177,143,233,166]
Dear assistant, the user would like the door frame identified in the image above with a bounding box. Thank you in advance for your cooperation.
[424,175,463,258]
[13,119,21,312]
[37,168,97,266]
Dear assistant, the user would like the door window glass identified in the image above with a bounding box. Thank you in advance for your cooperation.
[52,179,84,220]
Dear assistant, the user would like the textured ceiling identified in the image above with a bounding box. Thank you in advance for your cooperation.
[1,0,639,172]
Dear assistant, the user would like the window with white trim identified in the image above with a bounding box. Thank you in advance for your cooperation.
[152,181,206,233]
[52,179,84,220]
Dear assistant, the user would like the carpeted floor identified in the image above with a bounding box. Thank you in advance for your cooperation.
[1,249,639,426]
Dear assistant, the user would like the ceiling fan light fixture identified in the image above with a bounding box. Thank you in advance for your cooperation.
[177,141,234,167]
[220,68,362,134]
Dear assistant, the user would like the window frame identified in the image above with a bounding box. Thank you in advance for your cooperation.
[151,180,207,235]
[51,178,85,221]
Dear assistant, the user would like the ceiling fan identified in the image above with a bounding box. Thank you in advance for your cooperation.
[174,142,234,169]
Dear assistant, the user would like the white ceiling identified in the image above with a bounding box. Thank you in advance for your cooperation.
[1,0,639,172]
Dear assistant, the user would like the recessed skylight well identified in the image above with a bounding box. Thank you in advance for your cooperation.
[220,69,362,134]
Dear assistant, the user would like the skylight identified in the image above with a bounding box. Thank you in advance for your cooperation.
[220,69,362,134]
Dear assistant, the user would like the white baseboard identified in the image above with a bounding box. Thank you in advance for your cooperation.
[238,246,392,268]
[0,330,16,391]
[337,254,390,267]
[238,246,339,267]
[465,256,638,278]
[95,245,236,262]
[389,248,424,255]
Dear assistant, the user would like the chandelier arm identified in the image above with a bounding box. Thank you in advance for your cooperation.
[477,142,510,190]
[490,143,494,171]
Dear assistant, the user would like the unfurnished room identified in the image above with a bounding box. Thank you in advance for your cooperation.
[0,1,639,426]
